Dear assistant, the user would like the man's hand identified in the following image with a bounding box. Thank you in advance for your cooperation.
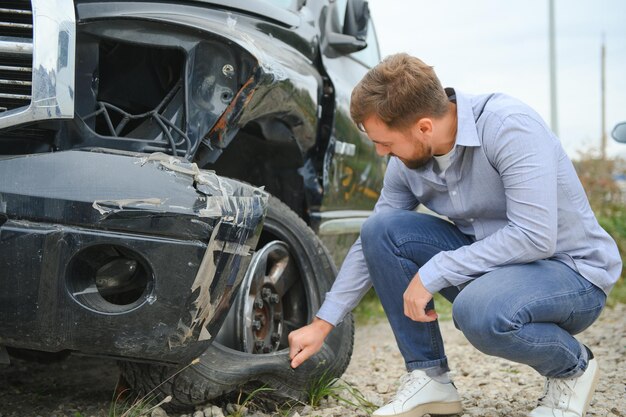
[403,272,437,322]
[288,317,334,368]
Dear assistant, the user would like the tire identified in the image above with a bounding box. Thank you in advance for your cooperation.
[119,195,354,410]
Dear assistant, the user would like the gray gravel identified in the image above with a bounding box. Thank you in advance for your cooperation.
[0,304,624,417]
[338,303,626,417]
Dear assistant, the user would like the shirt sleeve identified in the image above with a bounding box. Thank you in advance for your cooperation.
[316,157,419,325]
[419,113,560,294]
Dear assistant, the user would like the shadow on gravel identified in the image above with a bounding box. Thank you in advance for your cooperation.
[0,355,118,416]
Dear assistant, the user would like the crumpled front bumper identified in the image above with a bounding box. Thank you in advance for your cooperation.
[0,150,267,364]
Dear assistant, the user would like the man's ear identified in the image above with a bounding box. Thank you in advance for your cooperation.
[414,118,434,136]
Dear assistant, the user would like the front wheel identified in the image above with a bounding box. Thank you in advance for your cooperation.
[119,196,354,410]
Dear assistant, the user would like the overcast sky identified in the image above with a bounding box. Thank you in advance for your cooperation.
[367,0,626,158]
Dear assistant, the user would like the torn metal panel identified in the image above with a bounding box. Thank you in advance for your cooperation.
[170,190,259,347]
[0,150,268,364]
[202,73,260,150]
[73,3,321,171]
[170,219,223,347]
[92,198,165,215]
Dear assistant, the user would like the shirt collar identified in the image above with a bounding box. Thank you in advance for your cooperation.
[451,89,481,148]
[408,89,479,178]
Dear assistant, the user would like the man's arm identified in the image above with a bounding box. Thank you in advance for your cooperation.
[418,113,560,294]
[317,157,420,325]
[288,157,419,367]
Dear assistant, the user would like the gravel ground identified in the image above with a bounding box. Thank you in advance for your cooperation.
[1,304,624,417]
[339,303,626,417]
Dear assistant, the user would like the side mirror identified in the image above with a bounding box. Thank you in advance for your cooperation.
[343,0,370,40]
[327,0,369,54]
[612,122,626,144]
[327,32,367,54]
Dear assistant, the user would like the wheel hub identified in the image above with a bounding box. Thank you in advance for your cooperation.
[215,240,299,354]
[249,285,283,353]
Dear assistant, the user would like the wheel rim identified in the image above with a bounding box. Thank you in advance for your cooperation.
[215,235,310,354]
[238,240,294,353]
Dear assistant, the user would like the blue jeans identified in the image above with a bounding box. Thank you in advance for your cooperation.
[360,210,607,378]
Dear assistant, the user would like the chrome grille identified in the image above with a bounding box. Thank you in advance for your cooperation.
[0,1,32,113]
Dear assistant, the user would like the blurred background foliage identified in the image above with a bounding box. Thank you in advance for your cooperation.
[574,149,626,307]
[354,150,626,324]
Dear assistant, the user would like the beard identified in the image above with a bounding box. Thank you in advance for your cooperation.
[398,155,432,169]
[396,140,433,169]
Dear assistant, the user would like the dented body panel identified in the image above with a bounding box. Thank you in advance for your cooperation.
[0,151,267,363]
[0,0,384,367]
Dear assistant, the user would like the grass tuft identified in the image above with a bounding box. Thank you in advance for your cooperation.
[226,385,275,417]
[109,357,199,417]
[305,369,377,414]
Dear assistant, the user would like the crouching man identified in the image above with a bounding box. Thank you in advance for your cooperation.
[288,53,621,417]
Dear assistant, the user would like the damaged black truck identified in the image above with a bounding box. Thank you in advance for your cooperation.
[0,0,385,409]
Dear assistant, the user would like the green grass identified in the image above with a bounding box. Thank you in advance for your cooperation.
[108,394,161,417]
[353,288,386,324]
[306,369,340,408]
[107,357,201,417]
[597,213,626,306]
[607,279,626,306]
[305,369,377,414]
[226,386,275,417]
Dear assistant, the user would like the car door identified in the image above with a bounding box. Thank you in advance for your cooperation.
[315,0,387,267]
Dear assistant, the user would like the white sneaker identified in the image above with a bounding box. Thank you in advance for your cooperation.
[529,358,600,417]
[373,369,463,417]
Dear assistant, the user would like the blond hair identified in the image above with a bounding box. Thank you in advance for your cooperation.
[350,53,449,130]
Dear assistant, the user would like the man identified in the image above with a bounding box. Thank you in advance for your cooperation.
[288,53,621,417]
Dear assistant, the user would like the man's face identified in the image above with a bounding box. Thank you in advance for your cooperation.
[362,115,433,169]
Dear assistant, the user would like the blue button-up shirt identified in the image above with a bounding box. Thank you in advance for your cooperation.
[317,90,622,326]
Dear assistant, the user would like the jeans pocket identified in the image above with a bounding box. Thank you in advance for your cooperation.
[561,290,606,335]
